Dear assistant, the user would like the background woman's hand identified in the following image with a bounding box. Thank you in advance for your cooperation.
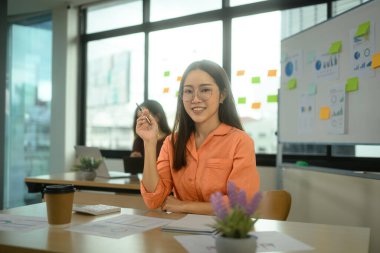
[135,108,159,143]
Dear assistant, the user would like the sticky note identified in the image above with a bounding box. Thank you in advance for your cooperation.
[355,21,370,37]
[251,76,261,84]
[236,70,245,76]
[267,70,277,77]
[320,107,330,120]
[251,102,261,109]
[287,79,297,90]
[308,83,317,95]
[238,97,246,104]
[175,91,179,97]
[177,76,182,82]
[372,52,380,69]
[163,87,169,93]
[345,77,359,92]
[164,71,170,77]
[328,41,342,54]
[306,51,316,63]
[267,95,278,103]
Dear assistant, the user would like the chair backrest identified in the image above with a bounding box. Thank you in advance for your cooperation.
[257,190,292,221]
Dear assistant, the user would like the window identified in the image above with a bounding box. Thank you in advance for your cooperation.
[86,0,143,34]
[5,15,52,208]
[150,0,221,22]
[148,22,222,127]
[231,12,281,154]
[86,34,144,149]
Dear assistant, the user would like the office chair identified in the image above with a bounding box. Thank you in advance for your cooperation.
[258,190,292,221]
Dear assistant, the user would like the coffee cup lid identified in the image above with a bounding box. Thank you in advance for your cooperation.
[43,184,76,194]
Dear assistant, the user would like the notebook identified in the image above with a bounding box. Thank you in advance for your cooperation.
[161,214,216,235]
[73,204,121,215]
[74,145,130,179]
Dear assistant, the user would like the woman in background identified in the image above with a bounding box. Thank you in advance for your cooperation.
[131,100,171,158]
[136,60,260,214]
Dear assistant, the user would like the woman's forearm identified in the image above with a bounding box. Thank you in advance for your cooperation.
[142,141,160,192]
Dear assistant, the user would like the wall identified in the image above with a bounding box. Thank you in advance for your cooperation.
[257,166,379,253]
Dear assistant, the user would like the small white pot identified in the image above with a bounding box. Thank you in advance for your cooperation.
[215,234,257,253]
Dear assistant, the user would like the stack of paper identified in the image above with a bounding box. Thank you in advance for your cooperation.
[161,214,216,234]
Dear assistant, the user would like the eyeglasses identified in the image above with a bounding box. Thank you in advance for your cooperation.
[182,86,213,102]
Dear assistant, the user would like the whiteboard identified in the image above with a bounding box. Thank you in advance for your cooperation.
[279,0,380,144]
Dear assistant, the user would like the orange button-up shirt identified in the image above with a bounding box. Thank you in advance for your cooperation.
[140,123,260,209]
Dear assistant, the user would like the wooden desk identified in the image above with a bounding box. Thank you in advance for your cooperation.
[0,203,370,253]
[25,172,141,194]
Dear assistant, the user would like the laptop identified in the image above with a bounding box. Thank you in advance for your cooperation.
[74,146,130,179]
[123,156,144,176]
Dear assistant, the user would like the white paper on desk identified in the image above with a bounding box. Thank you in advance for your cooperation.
[174,231,314,253]
[0,214,48,232]
[68,214,172,239]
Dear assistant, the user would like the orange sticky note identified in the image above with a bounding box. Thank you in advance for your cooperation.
[236,70,245,76]
[163,87,169,93]
[268,69,277,77]
[372,52,380,69]
[319,107,330,120]
[177,76,182,82]
[251,102,261,109]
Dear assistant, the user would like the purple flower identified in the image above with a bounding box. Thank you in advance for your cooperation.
[210,192,228,220]
[246,191,263,216]
[237,189,247,209]
[227,181,238,208]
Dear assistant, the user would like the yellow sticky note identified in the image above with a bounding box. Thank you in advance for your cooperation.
[267,69,277,77]
[238,97,246,104]
[163,87,169,93]
[177,76,182,82]
[236,70,245,76]
[251,102,261,109]
[355,21,370,37]
[320,107,330,120]
[287,79,297,90]
[345,77,359,92]
[251,76,261,84]
[372,52,380,69]
[328,41,342,54]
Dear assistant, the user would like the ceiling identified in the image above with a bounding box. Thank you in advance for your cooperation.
[8,0,97,16]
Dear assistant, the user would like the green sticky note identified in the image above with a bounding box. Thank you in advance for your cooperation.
[355,21,370,37]
[287,79,297,90]
[175,91,179,97]
[238,97,246,104]
[345,77,359,92]
[267,95,278,103]
[328,41,342,54]
[251,76,261,84]
[164,71,170,77]
[308,83,317,95]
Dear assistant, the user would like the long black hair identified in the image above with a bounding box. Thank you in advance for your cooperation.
[171,60,243,170]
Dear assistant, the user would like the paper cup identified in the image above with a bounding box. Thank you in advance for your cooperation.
[44,185,75,228]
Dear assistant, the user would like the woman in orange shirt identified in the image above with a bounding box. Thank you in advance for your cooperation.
[136,60,260,214]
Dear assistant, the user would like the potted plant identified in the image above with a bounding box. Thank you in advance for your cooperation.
[72,156,103,180]
[210,181,263,253]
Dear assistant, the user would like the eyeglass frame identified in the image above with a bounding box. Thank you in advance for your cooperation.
[181,84,215,102]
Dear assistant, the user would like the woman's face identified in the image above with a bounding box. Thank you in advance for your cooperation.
[182,69,225,128]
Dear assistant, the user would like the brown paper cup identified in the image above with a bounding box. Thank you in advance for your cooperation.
[44,185,75,228]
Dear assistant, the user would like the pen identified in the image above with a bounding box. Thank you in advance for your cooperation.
[136,103,152,125]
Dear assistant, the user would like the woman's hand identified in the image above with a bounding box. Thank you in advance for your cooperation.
[161,196,185,213]
[136,109,159,143]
